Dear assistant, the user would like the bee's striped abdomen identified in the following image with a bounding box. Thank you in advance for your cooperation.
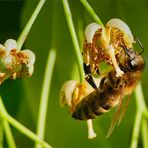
[72,89,111,120]
[72,74,123,120]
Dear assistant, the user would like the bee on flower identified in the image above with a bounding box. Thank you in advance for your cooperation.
[60,18,144,139]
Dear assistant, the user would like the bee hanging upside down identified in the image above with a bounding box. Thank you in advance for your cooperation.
[60,47,144,137]
[72,47,144,121]
[60,18,144,138]
[73,47,144,137]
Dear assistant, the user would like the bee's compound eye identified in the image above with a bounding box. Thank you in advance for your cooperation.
[60,80,78,107]
[127,58,138,71]
[131,60,136,67]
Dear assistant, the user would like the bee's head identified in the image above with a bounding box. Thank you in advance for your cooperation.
[125,48,144,71]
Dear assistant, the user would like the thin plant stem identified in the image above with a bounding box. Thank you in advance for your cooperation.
[3,121,16,148]
[134,83,147,111]
[0,97,16,147]
[78,19,85,50]
[0,118,3,148]
[130,111,142,148]
[141,118,148,148]
[0,96,16,147]
[62,0,84,82]
[130,83,148,148]
[17,0,46,50]
[143,110,148,118]
[0,97,52,148]
[80,0,104,27]
[35,48,56,148]
[134,83,148,147]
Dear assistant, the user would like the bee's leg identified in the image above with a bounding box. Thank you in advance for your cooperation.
[118,63,127,73]
[96,69,100,75]
[99,77,106,90]
[100,72,116,90]
[108,72,115,86]
[83,63,97,89]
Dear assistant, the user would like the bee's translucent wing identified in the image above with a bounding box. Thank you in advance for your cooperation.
[106,84,125,138]
[117,95,131,126]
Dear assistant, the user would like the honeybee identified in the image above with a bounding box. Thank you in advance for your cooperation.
[60,45,144,138]
[60,18,144,138]
[73,46,144,137]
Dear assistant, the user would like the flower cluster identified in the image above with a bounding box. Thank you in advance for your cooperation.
[0,39,35,84]
[83,18,134,77]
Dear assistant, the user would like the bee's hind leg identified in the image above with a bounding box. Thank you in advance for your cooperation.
[83,63,97,89]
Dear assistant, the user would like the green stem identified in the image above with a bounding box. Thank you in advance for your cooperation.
[130,83,148,148]
[80,0,104,27]
[0,96,16,148]
[0,97,52,148]
[0,118,3,148]
[135,83,148,147]
[17,0,46,50]
[143,110,148,118]
[134,83,147,111]
[62,0,84,82]
[35,48,56,148]
[0,96,16,147]
[141,118,148,148]
[78,19,85,50]
[4,121,16,148]
[130,111,142,148]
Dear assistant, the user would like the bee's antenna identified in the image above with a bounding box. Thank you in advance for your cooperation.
[134,37,144,55]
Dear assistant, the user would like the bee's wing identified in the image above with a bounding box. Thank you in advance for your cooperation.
[106,84,125,138]
[117,95,131,126]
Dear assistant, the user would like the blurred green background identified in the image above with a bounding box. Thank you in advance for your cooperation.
[0,0,147,147]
